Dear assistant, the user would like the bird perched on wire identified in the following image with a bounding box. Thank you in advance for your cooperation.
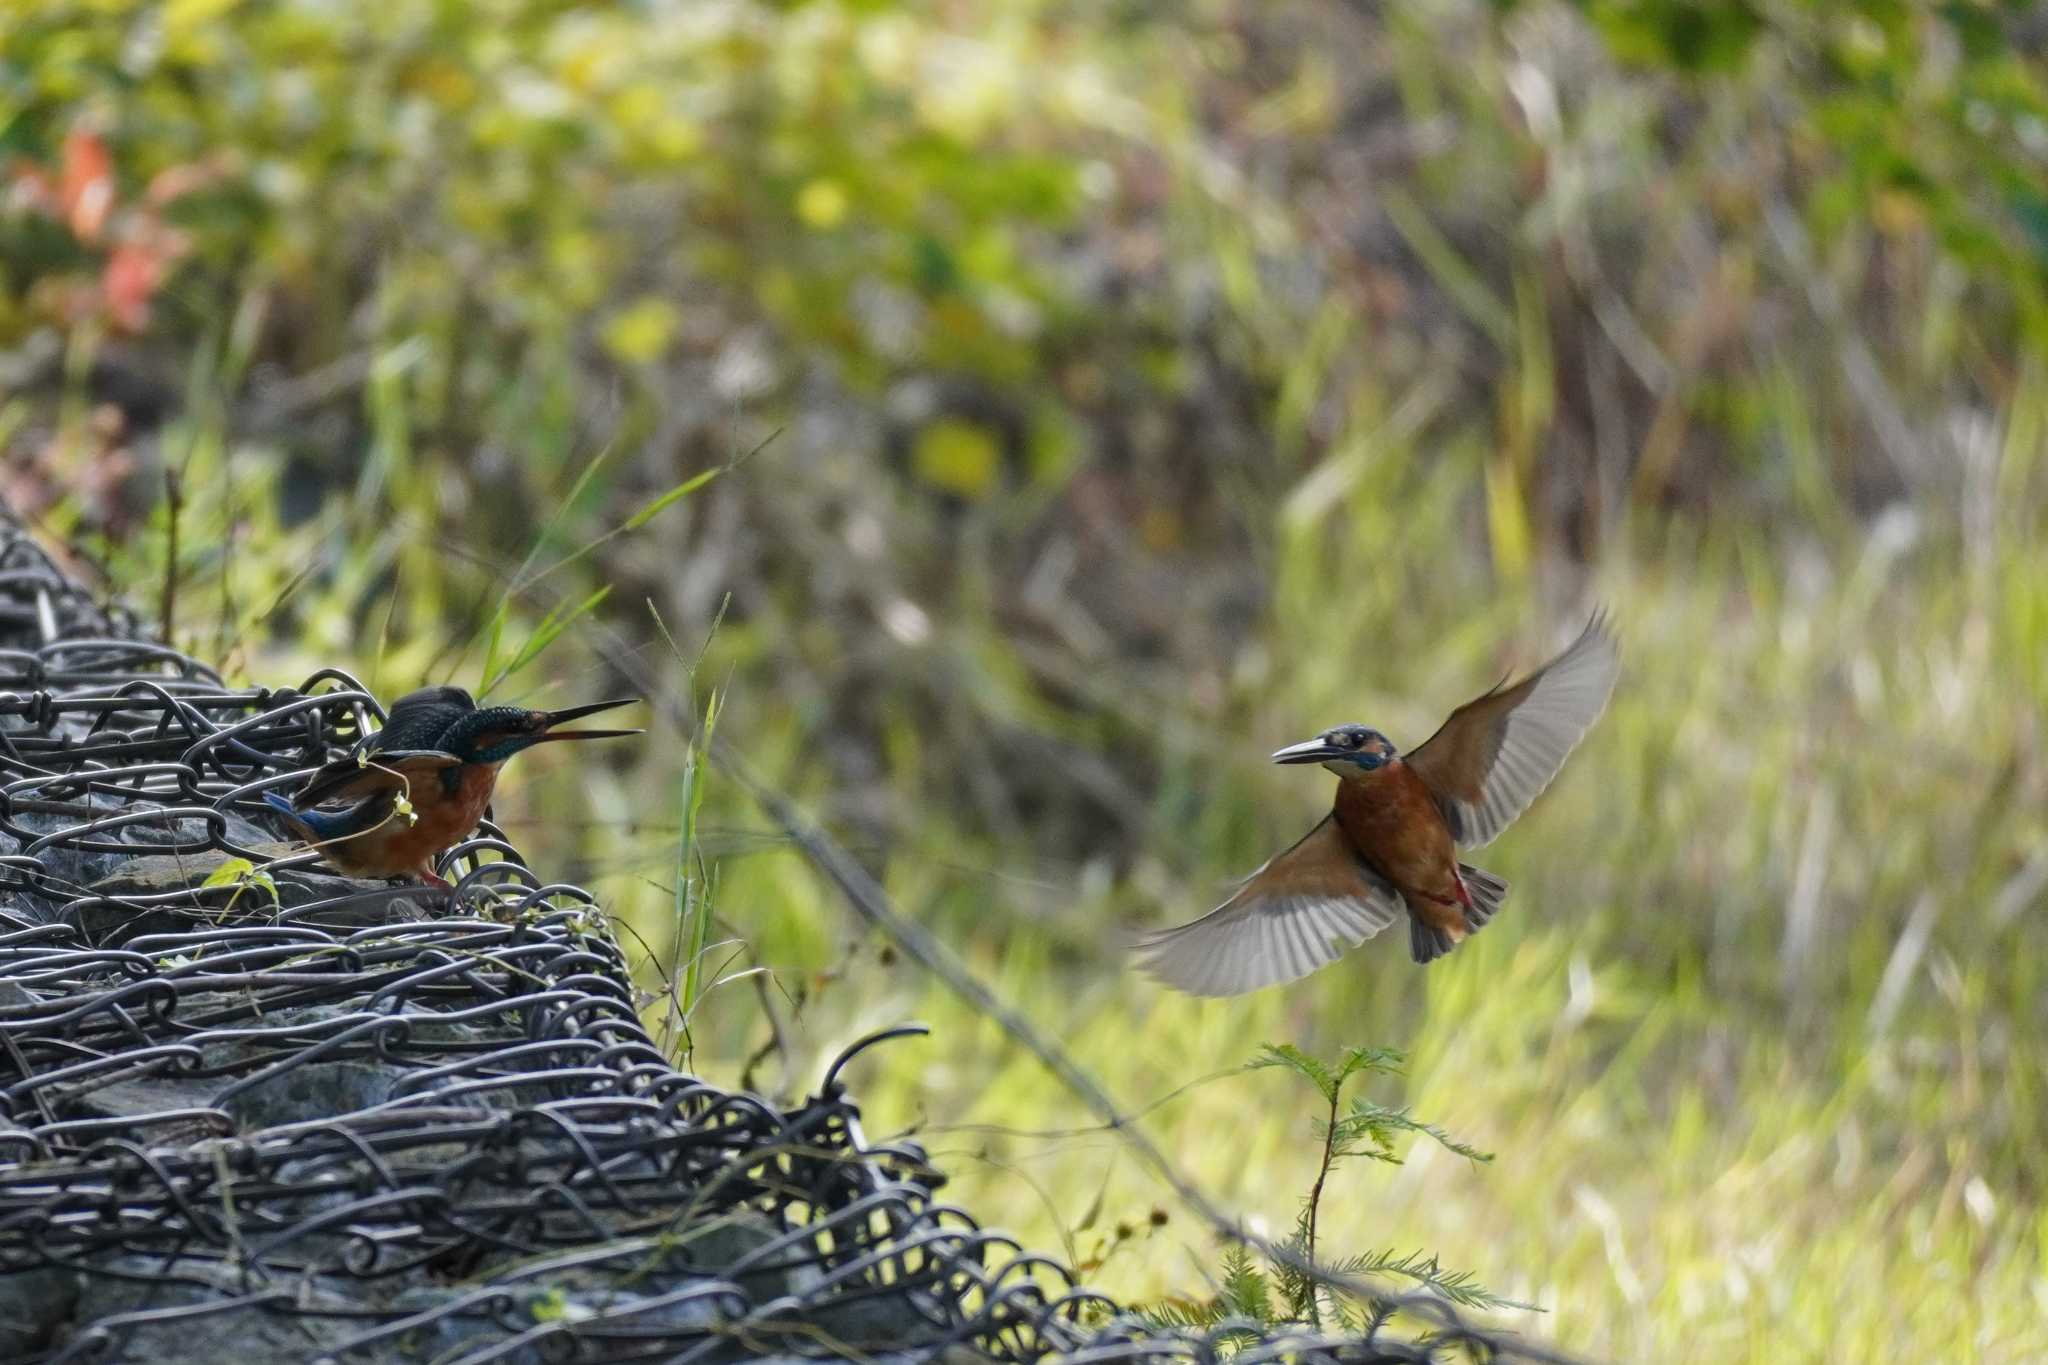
[263,686,640,887]
[1135,614,1618,996]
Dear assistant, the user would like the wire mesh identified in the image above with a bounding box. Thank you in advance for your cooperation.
[0,516,1563,1364]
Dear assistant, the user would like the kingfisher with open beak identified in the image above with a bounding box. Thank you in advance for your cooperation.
[1136,614,1618,996]
[263,686,640,887]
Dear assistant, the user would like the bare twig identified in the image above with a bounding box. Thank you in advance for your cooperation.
[159,463,182,641]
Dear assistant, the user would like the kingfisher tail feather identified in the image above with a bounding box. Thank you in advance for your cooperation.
[1460,863,1509,928]
[1409,917,1459,964]
[264,790,378,843]
[262,790,312,838]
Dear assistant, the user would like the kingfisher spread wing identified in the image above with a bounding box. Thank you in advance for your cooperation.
[1402,613,1620,847]
[1136,613,1618,996]
[1131,816,1403,997]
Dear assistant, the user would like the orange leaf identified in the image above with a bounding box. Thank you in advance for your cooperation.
[102,242,165,333]
[60,129,114,244]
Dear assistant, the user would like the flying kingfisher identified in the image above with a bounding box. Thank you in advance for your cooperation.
[1135,614,1618,996]
[263,686,640,887]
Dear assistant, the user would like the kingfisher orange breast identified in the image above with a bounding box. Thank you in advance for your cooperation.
[401,762,502,854]
[327,761,503,876]
[1332,760,1460,900]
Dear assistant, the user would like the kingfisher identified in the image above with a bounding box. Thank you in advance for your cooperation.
[262,686,640,887]
[1135,614,1618,996]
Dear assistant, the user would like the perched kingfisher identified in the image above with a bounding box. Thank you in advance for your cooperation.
[263,686,640,887]
[1135,614,1618,996]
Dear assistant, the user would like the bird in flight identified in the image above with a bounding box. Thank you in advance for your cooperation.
[264,685,640,887]
[1135,614,1618,996]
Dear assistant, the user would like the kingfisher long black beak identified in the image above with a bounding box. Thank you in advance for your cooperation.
[1271,736,1341,764]
[532,697,643,742]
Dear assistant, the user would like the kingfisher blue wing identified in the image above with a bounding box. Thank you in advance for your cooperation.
[1134,816,1403,997]
[1403,612,1618,848]
[290,749,462,811]
[291,685,477,810]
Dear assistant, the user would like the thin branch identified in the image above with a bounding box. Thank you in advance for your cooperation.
[1303,1079,1340,1328]
[159,463,182,642]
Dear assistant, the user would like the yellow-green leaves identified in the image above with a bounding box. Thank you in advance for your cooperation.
[601,297,680,365]
[202,856,279,912]
[479,585,613,700]
[624,467,720,532]
[796,178,850,230]
[912,418,1001,500]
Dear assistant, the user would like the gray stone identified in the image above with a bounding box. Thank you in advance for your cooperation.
[218,1058,394,1131]
[53,1072,225,1121]
[382,1275,736,1364]
[86,847,431,915]
[66,1256,369,1365]
[0,1266,78,1356]
[668,1209,800,1302]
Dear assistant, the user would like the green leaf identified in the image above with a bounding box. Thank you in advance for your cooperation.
[1218,1245,1273,1322]
[1325,1247,1534,1312]
[911,418,1002,499]
[528,1286,594,1323]
[479,584,612,697]
[202,857,257,888]
[1273,1228,1318,1321]
[1330,1045,1406,1085]
[625,466,720,531]
[675,685,724,1023]
[1333,1099,1494,1165]
[796,177,849,229]
[649,593,732,1062]
[523,464,730,592]
[476,602,508,705]
[202,856,278,912]
[601,296,679,364]
[1246,1042,1338,1104]
[1129,1296,1225,1332]
[1586,0,1762,73]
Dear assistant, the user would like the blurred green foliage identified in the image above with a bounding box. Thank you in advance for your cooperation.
[6,0,2048,1359]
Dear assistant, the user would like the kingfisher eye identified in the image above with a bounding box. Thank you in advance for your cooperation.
[1344,731,1363,748]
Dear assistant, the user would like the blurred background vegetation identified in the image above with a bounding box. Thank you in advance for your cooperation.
[5,0,2047,1357]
